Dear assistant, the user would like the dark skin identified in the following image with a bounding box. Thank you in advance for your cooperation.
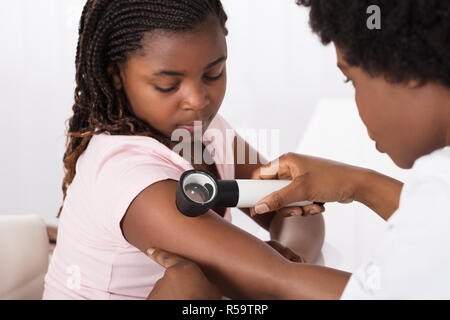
[150,40,450,299]
[253,44,450,221]
[43,16,324,299]
[248,43,450,297]
[334,46,450,170]
[146,248,223,300]
[113,17,326,300]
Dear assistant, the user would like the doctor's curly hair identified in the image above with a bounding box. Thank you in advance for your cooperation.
[58,0,228,217]
[297,0,450,88]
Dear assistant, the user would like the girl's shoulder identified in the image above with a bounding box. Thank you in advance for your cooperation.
[77,133,190,182]
[87,113,234,157]
[78,113,235,178]
[88,133,177,162]
[90,132,165,151]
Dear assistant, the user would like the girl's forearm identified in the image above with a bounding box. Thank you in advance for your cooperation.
[274,263,351,300]
[204,255,350,300]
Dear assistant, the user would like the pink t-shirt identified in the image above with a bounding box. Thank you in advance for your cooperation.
[43,114,235,300]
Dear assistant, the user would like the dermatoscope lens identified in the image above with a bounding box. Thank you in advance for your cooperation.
[184,183,213,204]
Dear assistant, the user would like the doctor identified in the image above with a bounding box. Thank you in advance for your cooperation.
[148,0,450,299]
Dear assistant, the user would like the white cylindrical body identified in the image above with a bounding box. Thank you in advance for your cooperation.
[235,180,313,208]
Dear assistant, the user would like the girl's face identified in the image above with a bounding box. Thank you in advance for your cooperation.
[335,44,447,169]
[109,18,227,138]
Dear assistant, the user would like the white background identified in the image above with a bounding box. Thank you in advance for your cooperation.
[0,0,406,273]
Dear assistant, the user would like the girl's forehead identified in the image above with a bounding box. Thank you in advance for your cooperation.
[126,27,227,72]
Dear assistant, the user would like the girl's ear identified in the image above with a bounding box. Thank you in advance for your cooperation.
[107,63,123,90]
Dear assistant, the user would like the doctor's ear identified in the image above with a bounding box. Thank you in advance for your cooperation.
[107,63,123,90]
[407,78,426,89]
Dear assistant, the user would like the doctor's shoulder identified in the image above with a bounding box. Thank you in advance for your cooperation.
[390,146,450,225]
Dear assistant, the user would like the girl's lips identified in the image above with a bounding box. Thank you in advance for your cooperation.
[177,122,204,133]
[177,125,196,133]
[176,115,214,132]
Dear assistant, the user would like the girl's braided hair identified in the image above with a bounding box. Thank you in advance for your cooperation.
[58,0,228,217]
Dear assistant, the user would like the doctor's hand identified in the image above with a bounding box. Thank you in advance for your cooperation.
[146,248,222,300]
[250,153,370,216]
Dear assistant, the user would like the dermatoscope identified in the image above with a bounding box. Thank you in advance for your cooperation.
[176,169,324,217]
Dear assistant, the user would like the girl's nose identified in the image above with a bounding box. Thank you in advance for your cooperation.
[181,84,210,111]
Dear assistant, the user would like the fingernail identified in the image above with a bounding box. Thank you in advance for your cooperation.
[309,208,321,215]
[147,248,155,256]
[255,203,270,214]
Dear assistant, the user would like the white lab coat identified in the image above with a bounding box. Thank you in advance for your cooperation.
[341,147,450,299]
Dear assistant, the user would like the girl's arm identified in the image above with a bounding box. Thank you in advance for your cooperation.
[121,179,348,299]
[233,133,325,263]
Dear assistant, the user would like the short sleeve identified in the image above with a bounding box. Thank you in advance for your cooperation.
[340,264,381,299]
[93,141,186,242]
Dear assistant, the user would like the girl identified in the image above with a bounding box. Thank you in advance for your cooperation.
[43,0,325,300]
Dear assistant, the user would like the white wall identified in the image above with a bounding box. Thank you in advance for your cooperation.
[1,1,84,226]
[0,1,386,272]
[221,0,354,151]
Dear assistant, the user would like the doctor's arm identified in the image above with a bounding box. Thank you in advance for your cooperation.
[121,179,348,299]
[231,133,325,263]
[252,153,404,221]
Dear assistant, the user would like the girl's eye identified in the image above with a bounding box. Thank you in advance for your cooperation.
[204,71,224,81]
[155,85,178,93]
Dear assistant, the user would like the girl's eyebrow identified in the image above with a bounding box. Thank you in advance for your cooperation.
[152,70,185,77]
[152,56,227,77]
[205,56,227,70]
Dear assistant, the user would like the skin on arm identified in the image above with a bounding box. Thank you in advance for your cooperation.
[121,179,348,299]
[269,213,324,264]
[354,169,404,221]
[146,248,222,300]
[233,133,325,263]
[252,153,403,222]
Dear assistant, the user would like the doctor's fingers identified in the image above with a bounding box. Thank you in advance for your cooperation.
[147,248,188,269]
[251,153,303,181]
[253,175,311,215]
[277,206,304,217]
[301,204,326,216]
[276,203,325,217]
